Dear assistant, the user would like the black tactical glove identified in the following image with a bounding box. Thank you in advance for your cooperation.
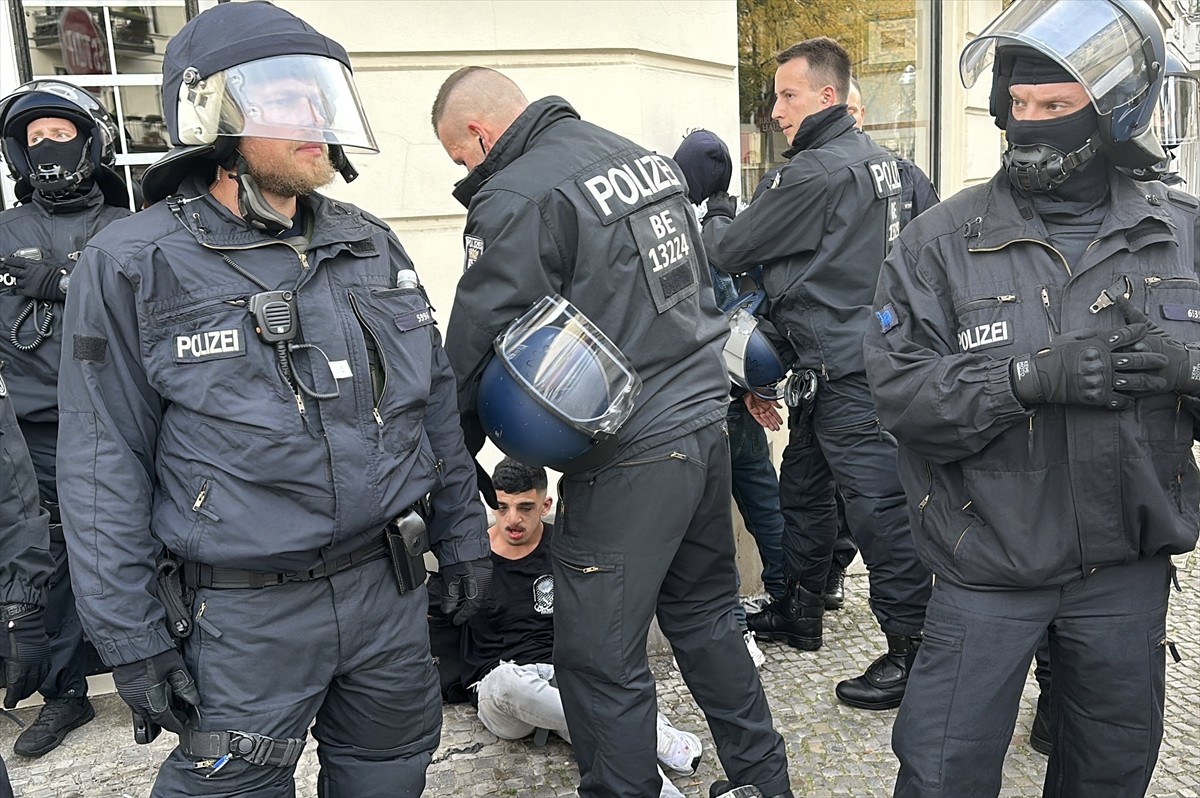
[1,604,51,709]
[1010,325,1168,410]
[703,191,737,222]
[112,649,200,735]
[439,557,493,625]
[4,254,67,302]
[1114,296,1200,396]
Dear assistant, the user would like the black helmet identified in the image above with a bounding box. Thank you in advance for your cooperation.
[0,79,127,206]
[961,0,1167,171]
[142,0,377,204]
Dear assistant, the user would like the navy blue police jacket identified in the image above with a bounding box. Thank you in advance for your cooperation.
[0,371,54,607]
[0,184,129,423]
[864,169,1200,589]
[445,97,730,466]
[707,106,903,381]
[57,177,489,665]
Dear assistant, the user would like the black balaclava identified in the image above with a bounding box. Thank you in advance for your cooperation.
[26,136,90,185]
[1003,51,1108,204]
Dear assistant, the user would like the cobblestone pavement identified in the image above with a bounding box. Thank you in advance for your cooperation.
[3,564,1197,797]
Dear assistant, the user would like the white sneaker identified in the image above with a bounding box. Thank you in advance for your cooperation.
[656,714,704,776]
[744,631,767,669]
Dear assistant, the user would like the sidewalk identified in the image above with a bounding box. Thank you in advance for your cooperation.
[3,565,1198,797]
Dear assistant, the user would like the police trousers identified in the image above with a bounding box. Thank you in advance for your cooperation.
[779,372,929,635]
[20,420,88,699]
[892,555,1172,798]
[152,558,440,798]
[553,421,790,798]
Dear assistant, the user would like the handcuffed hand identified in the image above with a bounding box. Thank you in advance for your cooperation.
[1114,296,1200,396]
[1,604,51,709]
[439,557,493,625]
[112,649,199,735]
[743,391,783,432]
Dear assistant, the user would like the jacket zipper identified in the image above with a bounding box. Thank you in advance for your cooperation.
[191,480,220,521]
[1039,286,1060,339]
[1143,275,1200,313]
[955,294,1017,313]
[346,291,389,427]
[556,558,615,575]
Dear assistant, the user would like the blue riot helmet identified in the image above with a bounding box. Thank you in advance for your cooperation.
[477,295,641,473]
[961,0,1167,178]
[721,290,794,400]
[142,1,377,206]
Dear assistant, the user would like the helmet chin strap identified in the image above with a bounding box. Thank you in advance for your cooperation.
[223,150,292,235]
[1003,134,1104,193]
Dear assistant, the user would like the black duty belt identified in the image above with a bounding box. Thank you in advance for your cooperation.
[181,536,389,590]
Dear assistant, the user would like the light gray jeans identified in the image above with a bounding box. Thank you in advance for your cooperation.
[475,661,685,798]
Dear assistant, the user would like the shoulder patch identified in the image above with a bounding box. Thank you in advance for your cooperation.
[867,156,902,200]
[463,235,484,271]
[875,303,900,333]
[173,328,246,363]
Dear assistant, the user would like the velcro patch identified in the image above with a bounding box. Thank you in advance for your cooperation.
[173,328,246,363]
[1160,303,1200,323]
[346,239,378,256]
[394,307,435,332]
[875,303,900,333]
[73,334,107,363]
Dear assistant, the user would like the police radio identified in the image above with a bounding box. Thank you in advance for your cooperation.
[247,290,297,344]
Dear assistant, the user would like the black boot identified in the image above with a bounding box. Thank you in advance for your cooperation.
[1029,691,1053,756]
[835,633,920,710]
[709,781,794,798]
[823,566,846,611]
[747,582,823,650]
[13,697,95,757]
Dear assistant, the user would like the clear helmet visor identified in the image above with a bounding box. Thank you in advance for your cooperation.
[1155,73,1198,146]
[494,295,641,436]
[177,54,377,151]
[960,0,1155,119]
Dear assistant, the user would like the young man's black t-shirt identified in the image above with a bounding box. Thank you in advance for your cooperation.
[460,523,556,687]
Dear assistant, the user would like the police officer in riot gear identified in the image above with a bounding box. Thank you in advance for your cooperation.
[56,3,489,796]
[0,79,130,757]
[703,37,932,711]
[432,67,792,798]
[864,1,1198,795]
[0,368,55,796]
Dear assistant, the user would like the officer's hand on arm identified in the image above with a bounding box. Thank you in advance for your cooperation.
[439,557,493,625]
[743,392,783,432]
[1,604,51,709]
[1114,296,1200,395]
[5,255,69,302]
[112,649,200,735]
[1010,325,1169,410]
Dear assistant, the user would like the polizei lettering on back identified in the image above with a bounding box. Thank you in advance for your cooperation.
[579,154,683,224]
[958,321,1011,352]
[174,328,246,362]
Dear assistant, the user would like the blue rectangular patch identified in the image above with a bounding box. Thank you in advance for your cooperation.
[1160,303,1200,323]
[876,303,900,333]
[394,308,434,332]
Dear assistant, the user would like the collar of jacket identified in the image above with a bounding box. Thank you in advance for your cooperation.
[451,95,580,207]
[29,181,104,216]
[966,168,1175,253]
[170,174,374,251]
[783,104,855,157]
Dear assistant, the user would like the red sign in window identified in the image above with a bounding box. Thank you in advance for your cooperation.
[59,8,110,75]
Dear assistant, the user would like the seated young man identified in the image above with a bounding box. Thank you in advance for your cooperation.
[454,458,704,797]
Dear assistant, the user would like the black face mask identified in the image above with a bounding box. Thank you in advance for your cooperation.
[26,136,92,196]
[1004,105,1105,195]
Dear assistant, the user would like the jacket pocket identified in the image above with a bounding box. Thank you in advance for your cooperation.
[346,287,435,454]
[952,292,1021,355]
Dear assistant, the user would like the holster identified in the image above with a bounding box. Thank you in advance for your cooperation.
[386,506,429,594]
[156,555,195,641]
